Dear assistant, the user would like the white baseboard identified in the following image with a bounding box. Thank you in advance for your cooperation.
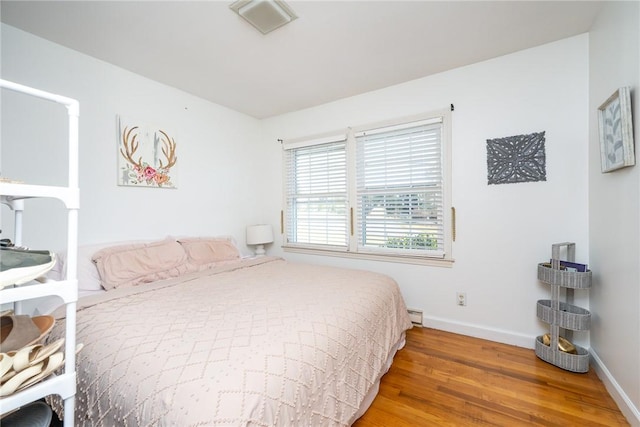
[422,315,535,349]
[591,349,640,427]
[423,315,640,426]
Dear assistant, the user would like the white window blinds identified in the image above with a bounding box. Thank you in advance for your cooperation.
[284,137,348,248]
[355,118,444,256]
[282,110,451,262]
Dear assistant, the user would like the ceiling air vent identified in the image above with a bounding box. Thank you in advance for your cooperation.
[229,0,298,35]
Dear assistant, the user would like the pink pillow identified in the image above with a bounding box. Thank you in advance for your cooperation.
[92,239,194,290]
[177,237,240,269]
[51,240,146,291]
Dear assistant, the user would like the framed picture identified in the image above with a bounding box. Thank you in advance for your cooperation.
[117,115,179,188]
[598,86,635,173]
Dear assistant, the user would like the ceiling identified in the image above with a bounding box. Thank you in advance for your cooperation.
[1,1,602,119]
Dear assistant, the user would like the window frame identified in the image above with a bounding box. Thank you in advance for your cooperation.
[282,109,453,266]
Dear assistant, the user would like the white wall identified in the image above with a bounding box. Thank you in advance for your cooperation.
[588,1,640,424]
[261,35,590,349]
[1,24,266,253]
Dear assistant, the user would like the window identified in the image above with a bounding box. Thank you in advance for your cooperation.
[283,110,452,264]
[284,135,348,249]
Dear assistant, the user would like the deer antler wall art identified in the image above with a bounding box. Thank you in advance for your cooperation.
[117,116,179,188]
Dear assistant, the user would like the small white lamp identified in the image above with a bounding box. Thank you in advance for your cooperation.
[246,224,274,257]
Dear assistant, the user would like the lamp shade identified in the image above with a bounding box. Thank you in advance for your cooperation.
[246,224,274,245]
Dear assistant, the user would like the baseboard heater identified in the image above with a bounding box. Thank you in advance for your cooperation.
[407,309,423,326]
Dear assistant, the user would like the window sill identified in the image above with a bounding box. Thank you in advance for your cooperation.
[282,245,454,267]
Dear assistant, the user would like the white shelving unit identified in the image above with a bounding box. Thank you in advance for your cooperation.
[0,79,79,426]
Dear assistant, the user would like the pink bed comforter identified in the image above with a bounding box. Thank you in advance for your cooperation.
[49,257,412,426]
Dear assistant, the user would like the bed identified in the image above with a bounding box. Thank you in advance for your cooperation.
[46,237,413,426]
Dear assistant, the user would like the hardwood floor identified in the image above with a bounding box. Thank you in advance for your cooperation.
[354,327,629,426]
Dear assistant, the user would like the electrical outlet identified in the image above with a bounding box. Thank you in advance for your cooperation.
[456,292,467,306]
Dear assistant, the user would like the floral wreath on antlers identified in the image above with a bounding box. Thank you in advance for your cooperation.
[120,126,177,187]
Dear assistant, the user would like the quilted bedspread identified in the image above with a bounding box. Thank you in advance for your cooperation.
[49,257,412,426]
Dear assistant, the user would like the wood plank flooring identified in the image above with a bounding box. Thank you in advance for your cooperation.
[354,327,629,426]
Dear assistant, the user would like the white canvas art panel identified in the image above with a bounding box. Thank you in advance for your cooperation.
[598,87,635,173]
[117,116,178,188]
